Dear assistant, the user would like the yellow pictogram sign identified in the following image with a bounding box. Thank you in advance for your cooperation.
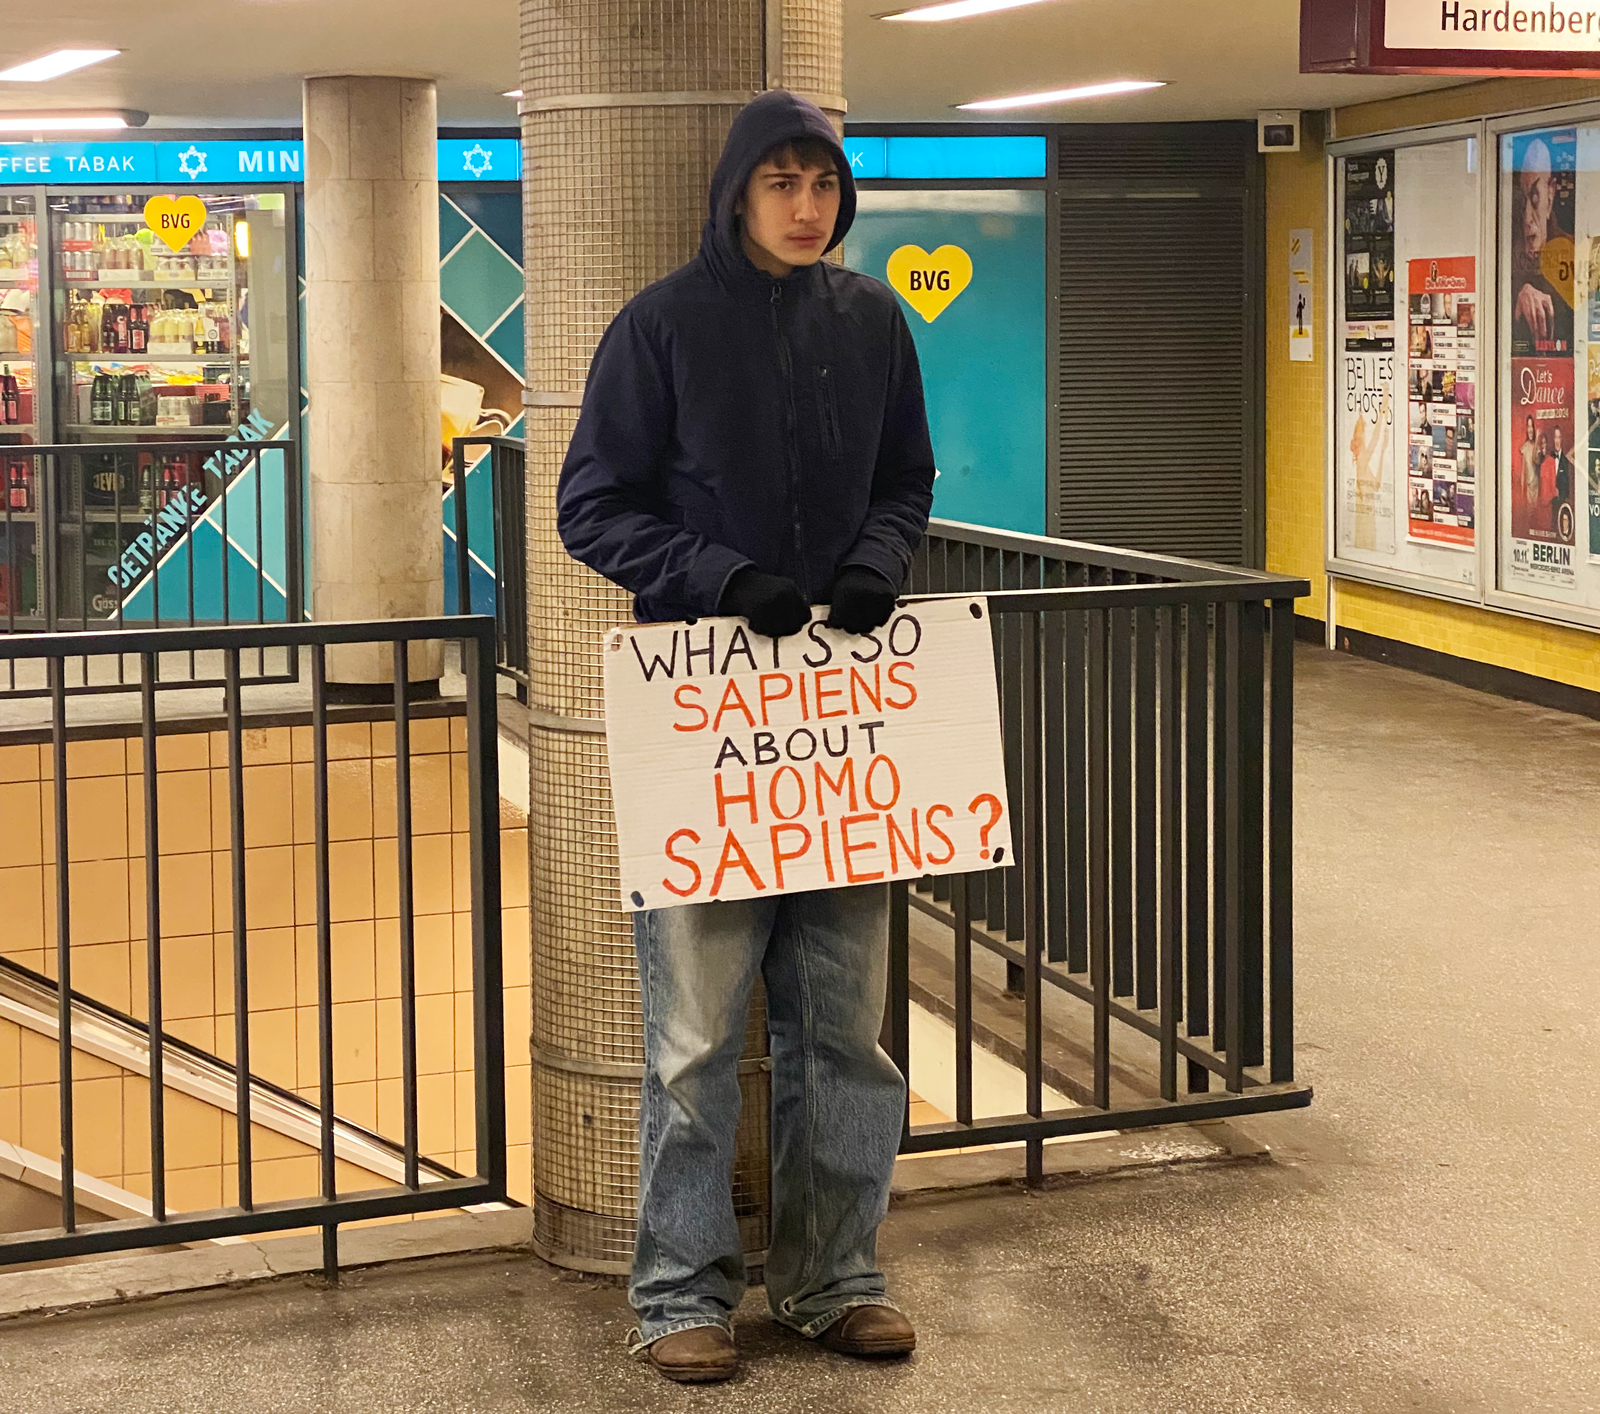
[143,195,208,252]
[886,244,973,323]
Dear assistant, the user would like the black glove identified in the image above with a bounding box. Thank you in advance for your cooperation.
[827,565,899,635]
[719,568,812,639]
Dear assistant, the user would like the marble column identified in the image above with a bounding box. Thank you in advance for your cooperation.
[303,75,443,689]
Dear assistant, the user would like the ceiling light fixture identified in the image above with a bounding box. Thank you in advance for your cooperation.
[0,49,121,83]
[0,110,147,132]
[882,0,1055,22]
[958,79,1165,111]
[502,89,523,99]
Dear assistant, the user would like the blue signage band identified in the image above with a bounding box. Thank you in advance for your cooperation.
[0,137,523,186]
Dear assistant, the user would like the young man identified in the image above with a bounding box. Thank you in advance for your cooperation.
[557,91,936,1383]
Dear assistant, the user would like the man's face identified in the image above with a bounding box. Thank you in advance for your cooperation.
[1520,142,1555,261]
[738,158,840,276]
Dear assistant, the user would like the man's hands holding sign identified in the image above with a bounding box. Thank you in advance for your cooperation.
[718,563,901,640]
[604,596,1013,912]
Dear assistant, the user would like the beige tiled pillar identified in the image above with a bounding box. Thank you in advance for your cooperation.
[303,76,443,689]
[521,0,845,1274]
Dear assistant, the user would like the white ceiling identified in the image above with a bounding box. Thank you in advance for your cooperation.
[0,0,1450,130]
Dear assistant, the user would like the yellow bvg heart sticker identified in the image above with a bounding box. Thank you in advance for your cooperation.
[143,195,208,253]
[886,244,973,323]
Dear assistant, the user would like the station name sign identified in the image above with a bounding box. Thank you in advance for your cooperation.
[1303,0,1600,73]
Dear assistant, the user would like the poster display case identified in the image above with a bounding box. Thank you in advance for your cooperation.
[1329,102,1600,633]
[1328,125,1484,602]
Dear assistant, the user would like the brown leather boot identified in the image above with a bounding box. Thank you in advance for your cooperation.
[816,1305,917,1358]
[645,1325,739,1383]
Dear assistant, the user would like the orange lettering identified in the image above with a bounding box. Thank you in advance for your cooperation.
[814,758,858,816]
[662,828,703,897]
[885,661,918,710]
[769,824,812,889]
[710,830,766,896]
[848,664,882,714]
[819,818,837,882]
[758,672,795,725]
[673,683,709,732]
[863,754,901,811]
[925,804,956,866]
[886,810,922,872]
[712,678,757,732]
[769,765,807,821]
[814,667,847,719]
[840,812,884,883]
[715,771,759,827]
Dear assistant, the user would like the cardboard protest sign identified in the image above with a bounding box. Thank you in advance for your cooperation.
[603,597,1012,911]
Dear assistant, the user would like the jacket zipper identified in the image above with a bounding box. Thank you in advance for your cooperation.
[771,282,808,586]
[818,364,843,462]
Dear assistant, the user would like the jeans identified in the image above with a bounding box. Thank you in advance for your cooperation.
[629,884,907,1350]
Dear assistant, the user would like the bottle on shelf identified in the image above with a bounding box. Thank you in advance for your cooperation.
[7,459,31,512]
[130,304,148,355]
[0,366,17,425]
[90,372,113,426]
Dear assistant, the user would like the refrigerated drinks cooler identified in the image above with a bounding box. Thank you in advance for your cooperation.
[0,190,293,626]
[0,193,39,623]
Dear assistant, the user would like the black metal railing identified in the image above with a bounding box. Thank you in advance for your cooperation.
[0,615,505,1276]
[450,435,527,694]
[0,439,302,697]
[885,520,1310,1179]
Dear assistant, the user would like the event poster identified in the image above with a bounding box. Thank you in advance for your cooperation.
[1590,234,1600,563]
[1344,152,1396,351]
[1509,128,1579,589]
[1406,258,1476,548]
[1339,348,1397,555]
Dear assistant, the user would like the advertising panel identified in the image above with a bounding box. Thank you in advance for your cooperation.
[1506,127,1580,589]
[1406,256,1477,547]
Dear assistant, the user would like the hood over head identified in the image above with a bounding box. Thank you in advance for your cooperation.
[704,90,856,275]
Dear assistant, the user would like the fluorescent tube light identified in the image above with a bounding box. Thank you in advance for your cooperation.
[882,0,1055,21]
[502,89,523,99]
[0,49,120,83]
[0,111,145,131]
[958,79,1165,111]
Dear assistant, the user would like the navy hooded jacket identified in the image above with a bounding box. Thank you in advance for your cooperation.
[555,90,937,625]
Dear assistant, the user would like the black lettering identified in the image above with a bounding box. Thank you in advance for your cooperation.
[860,720,885,754]
[822,726,850,759]
[720,625,759,676]
[802,620,833,668]
[1439,0,1460,29]
[753,732,779,765]
[714,736,749,768]
[630,634,678,682]
[849,630,884,664]
[785,728,818,762]
[887,613,923,658]
[684,625,716,677]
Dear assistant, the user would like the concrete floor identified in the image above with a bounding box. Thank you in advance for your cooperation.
[2,645,1599,1412]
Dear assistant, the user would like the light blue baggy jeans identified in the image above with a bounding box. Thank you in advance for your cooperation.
[628,884,907,1351]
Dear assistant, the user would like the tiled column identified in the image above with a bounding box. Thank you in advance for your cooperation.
[303,76,443,691]
[521,1,846,1274]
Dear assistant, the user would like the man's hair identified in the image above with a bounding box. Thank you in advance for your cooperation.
[756,135,839,175]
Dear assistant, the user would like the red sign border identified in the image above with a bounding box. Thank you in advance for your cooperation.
[1303,0,1600,76]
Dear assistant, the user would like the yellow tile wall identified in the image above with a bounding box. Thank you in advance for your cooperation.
[1266,82,1600,691]
[0,712,533,1216]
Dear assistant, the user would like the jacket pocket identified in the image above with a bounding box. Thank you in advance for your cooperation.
[817,365,843,463]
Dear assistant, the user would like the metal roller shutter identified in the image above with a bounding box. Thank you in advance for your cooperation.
[1055,123,1264,566]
